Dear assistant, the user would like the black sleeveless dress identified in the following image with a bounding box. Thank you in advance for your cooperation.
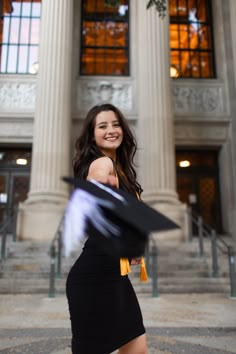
[66,183,145,354]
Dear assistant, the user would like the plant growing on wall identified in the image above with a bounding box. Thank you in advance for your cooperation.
[104,0,167,18]
[146,0,167,18]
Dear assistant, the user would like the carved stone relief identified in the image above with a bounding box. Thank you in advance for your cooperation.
[172,84,225,115]
[0,81,36,111]
[0,78,227,120]
[76,80,133,113]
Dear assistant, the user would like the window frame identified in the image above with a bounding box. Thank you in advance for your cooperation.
[0,0,41,75]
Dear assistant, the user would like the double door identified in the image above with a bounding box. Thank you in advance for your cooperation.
[0,169,30,230]
[176,150,222,233]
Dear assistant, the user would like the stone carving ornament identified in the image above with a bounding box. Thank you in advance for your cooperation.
[173,85,224,115]
[0,81,36,111]
[0,78,226,118]
[77,80,133,112]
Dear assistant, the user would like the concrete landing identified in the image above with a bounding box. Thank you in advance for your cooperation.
[0,293,235,353]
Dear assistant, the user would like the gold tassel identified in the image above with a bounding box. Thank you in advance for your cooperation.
[140,257,148,282]
[120,258,131,276]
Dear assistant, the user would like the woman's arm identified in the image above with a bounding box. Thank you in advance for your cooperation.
[87,156,118,187]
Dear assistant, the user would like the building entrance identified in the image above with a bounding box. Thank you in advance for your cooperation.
[176,149,222,233]
[0,148,31,231]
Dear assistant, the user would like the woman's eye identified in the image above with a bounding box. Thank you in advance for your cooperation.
[113,123,121,127]
[98,125,106,129]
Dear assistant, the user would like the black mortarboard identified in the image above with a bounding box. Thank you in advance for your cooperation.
[62,177,179,258]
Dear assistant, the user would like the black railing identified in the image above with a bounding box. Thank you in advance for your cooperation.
[48,215,64,298]
[48,207,236,299]
[0,206,18,261]
[187,206,236,298]
[145,237,159,298]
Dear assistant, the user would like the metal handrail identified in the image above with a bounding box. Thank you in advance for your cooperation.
[187,206,236,297]
[145,235,159,298]
[0,206,18,261]
[48,214,64,298]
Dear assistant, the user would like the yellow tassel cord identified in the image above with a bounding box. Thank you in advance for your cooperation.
[140,256,148,282]
[120,258,131,276]
[120,257,148,281]
[119,194,148,280]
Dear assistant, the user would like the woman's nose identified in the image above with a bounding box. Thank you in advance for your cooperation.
[107,125,115,133]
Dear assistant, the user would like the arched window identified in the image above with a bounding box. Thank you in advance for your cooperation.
[80,0,129,76]
[0,0,41,74]
[169,0,215,78]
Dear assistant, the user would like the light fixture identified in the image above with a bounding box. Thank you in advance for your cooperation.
[170,65,179,78]
[179,160,191,168]
[0,152,4,160]
[16,158,27,165]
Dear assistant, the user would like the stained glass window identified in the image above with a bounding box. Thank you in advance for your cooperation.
[169,0,215,78]
[80,0,129,76]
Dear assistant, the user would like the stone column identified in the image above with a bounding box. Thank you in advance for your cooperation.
[18,0,73,240]
[136,1,186,240]
[228,0,236,247]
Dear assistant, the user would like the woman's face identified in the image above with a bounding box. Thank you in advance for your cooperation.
[94,110,123,158]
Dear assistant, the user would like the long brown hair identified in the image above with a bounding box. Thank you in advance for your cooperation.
[73,103,142,196]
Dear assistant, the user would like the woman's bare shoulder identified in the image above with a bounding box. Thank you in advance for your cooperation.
[87,156,113,177]
[89,156,113,170]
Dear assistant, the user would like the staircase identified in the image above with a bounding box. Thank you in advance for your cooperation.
[0,235,232,296]
[0,238,77,295]
[130,237,231,295]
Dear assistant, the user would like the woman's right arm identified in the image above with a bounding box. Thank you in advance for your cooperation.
[87,157,118,187]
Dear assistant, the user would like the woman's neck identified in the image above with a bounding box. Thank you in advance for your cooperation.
[102,151,116,161]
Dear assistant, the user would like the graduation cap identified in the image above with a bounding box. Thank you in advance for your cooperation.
[62,177,179,258]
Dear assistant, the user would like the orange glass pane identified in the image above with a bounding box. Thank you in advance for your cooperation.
[197,0,207,22]
[169,0,188,17]
[180,50,191,77]
[81,48,96,74]
[200,26,211,49]
[81,47,128,75]
[82,21,127,47]
[200,52,212,77]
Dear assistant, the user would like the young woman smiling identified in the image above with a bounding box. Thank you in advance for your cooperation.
[66,103,148,354]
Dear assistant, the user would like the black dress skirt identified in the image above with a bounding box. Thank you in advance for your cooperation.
[66,234,145,354]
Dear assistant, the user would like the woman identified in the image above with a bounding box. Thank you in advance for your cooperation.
[66,103,148,354]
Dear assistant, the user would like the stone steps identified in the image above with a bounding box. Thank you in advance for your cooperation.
[0,237,232,295]
[0,275,230,295]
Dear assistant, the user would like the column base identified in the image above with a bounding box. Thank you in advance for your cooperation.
[144,195,189,243]
[17,198,68,241]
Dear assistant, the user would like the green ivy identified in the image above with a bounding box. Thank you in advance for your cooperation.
[146,0,167,18]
